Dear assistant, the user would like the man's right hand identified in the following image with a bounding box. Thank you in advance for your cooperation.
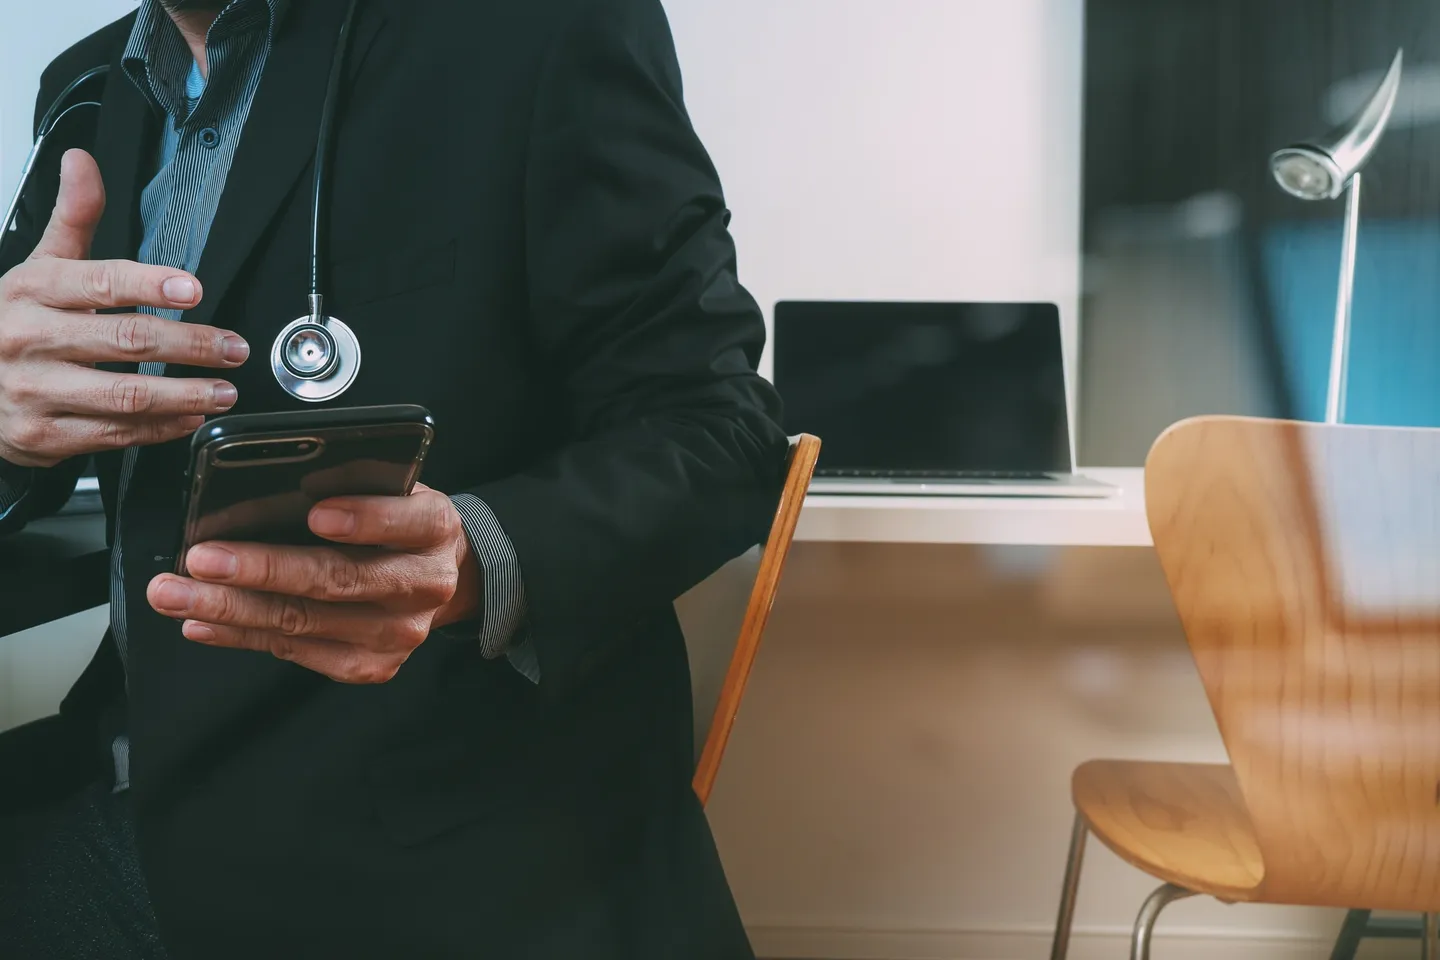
[0,148,249,468]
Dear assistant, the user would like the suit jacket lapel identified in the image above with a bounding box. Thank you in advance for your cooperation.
[186,0,384,333]
[90,36,158,267]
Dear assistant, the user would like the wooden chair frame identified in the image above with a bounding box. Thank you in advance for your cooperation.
[691,434,820,807]
[1049,416,1440,960]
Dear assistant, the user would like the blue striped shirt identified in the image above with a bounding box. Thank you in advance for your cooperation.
[9,0,536,790]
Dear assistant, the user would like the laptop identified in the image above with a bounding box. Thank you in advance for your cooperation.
[773,301,1113,497]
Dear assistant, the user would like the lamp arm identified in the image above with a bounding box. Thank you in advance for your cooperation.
[1327,173,1362,425]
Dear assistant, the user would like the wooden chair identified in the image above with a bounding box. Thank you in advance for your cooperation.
[678,434,820,807]
[1048,416,1440,960]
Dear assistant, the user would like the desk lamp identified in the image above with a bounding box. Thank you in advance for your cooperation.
[1270,49,1403,424]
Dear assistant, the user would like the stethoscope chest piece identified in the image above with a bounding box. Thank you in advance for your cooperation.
[271,304,361,402]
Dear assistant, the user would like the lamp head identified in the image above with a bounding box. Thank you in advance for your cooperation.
[1270,48,1404,201]
[1271,146,1346,200]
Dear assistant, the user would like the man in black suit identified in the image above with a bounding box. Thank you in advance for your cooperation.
[0,0,786,957]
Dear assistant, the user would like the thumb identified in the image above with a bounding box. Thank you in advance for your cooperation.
[29,149,106,262]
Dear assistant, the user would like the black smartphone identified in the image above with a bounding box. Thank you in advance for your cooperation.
[176,404,435,575]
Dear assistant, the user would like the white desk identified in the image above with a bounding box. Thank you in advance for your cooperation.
[795,468,1149,547]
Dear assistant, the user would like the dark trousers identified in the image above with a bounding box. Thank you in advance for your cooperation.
[0,717,167,960]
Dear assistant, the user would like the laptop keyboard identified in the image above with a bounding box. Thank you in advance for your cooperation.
[816,468,1053,481]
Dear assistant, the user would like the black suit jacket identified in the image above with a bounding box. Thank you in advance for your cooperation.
[0,1,786,956]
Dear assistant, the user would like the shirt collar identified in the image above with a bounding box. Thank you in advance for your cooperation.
[122,0,289,119]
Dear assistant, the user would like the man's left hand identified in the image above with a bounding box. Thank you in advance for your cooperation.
[147,484,479,683]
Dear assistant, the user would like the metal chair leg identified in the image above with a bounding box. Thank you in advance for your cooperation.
[1130,882,1197,960]
[1048,812,1089,960]
[1328,909,1372,960]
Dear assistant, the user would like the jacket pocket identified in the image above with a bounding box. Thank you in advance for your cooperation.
[331,237,457,308]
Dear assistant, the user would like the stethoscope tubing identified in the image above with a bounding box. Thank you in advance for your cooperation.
[1,65,111,239]
[308,0,361,316]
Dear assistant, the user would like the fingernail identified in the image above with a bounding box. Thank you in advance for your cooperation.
[187,544,237,579]
[310,507,356,538]
[163,277,197,305]
[152,578,195,612]
[184,622,216,643]
[212,383,238,410]
[221,336,250,364]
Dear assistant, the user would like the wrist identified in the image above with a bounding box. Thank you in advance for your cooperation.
[434,523,483,629]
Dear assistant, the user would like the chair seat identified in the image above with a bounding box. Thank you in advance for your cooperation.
[1073,760,1265,901]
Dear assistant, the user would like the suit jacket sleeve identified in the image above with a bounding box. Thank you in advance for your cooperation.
[0,66,91,536]
[465,0,789,692]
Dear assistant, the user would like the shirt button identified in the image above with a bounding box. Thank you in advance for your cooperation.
[199,127,221,149]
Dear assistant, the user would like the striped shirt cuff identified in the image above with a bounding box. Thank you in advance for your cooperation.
[449,493,539,683]
[0,459,34,521]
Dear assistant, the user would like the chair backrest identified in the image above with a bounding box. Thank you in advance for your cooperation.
[1146,416,1440,912]
[676,434,821,807]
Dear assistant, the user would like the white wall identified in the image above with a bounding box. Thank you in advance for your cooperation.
[0,0,136,202]
[665,0,1084,415]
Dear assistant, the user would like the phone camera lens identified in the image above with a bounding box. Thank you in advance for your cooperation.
[213,436,324,465]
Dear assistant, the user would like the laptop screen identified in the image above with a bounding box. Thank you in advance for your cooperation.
[773,301,1071,473]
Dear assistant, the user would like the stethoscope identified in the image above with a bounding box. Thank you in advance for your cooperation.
[3,0,364,403]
